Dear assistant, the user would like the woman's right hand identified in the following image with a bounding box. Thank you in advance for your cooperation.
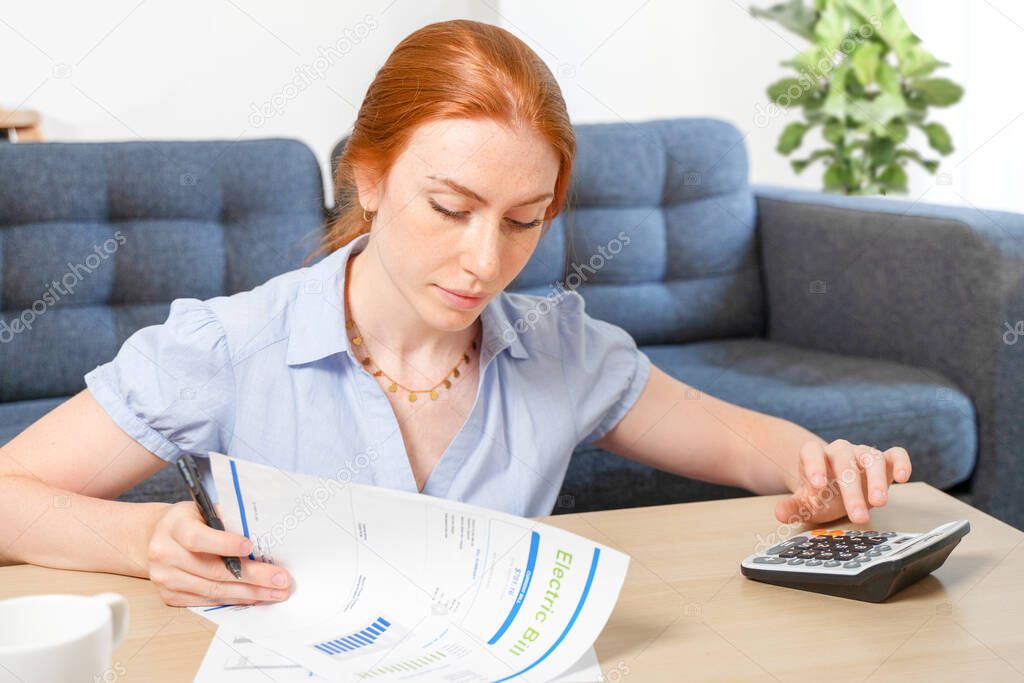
[146,501,292,607]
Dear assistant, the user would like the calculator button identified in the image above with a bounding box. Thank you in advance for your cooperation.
[893,537,911,544]
[798,551,817,559]
[779,550,798,558]
[752,557,788,564]
[787,558,805,565]
[852,544,870,552]
[811,529,828,536]
[837,552,855,561]
[827,530,844,536]
[866,551,882,558]
[865,537,886,545]
[804,560,823,566]
[817,552,835,560]
[878,545,891,551]
[881,531,898,537]
[766,544,789,555]
[843,561,862,568]
[823,560,841,567]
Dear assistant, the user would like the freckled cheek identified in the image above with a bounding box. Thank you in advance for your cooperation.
[498,238,539,283]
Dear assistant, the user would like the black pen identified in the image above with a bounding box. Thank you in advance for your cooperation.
[176,454,243,580]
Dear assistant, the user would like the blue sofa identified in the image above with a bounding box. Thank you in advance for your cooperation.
[2,118,1021,530]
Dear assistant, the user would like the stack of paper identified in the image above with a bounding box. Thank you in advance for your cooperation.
[190,452,629,682]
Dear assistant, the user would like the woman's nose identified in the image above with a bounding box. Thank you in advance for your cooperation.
[462,222,502,283]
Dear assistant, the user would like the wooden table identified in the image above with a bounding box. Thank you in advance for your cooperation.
[1,482,1021,681]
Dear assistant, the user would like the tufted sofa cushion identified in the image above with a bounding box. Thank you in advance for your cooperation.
[0,139,326,402]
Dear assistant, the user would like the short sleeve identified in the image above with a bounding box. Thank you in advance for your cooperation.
[558,291,652,445]
[84,298,236,463]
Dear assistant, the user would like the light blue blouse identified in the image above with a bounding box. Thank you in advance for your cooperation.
[84,232,652,517]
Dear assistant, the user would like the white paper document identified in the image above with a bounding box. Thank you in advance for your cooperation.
[189,452,629,682]
[194,626,604,681]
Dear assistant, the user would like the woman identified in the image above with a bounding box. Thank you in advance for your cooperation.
[0,19,910,607]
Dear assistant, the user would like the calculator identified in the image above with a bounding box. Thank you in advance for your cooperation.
[740,520,970,603]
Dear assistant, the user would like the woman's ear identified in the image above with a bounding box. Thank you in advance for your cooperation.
[352,163,383,213]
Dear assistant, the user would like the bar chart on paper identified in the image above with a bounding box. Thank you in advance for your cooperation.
[312,617,394,656]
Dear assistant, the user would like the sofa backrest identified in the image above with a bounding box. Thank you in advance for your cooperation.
[0,139,325,402]
[333,117,765,346]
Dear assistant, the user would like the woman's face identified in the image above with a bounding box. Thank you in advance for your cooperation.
[357,117,561,331]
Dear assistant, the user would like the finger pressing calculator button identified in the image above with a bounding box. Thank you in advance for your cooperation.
[752,557,788,564]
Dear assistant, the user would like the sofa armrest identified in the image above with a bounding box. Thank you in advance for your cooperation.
[753,184,1024,529]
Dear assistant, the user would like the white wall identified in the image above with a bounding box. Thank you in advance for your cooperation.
[0,0,501,199]
[3,0,1021,212]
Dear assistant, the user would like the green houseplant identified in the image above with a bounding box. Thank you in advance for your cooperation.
[751,0,964,195]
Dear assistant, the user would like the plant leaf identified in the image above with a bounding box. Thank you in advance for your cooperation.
[821,63,850,119]
[896,149,940,173]
[919,121,953,154]
[791,149,834,173]
[823,162,849,190]
[782,46,828,72]
[875,59,902,95]
[887,119,908,143]
[911,78,963,106]
[901,45,947,78]
[814,1,848,50]
[767,77,810,106]
[851,42,883,86]
[750,0,818,41]
[847,91,908,130]
[847,0,917,62]
[866,136,896,167]
[823,118,845,144]
[878,162,908,191]
[777,122,810,154]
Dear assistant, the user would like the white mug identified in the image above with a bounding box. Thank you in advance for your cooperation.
[0,592,128,683]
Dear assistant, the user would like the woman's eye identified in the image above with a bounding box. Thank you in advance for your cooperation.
[429,198,465,221]
[428,198,542,230]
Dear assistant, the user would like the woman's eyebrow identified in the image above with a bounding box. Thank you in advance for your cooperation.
[426,174,552,207]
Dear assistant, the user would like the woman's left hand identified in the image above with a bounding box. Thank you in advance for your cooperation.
[774,439,912,525]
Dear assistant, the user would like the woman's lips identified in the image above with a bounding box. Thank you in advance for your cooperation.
[435,285,485,309]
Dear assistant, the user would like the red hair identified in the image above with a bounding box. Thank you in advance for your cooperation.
[309,19,575,261]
